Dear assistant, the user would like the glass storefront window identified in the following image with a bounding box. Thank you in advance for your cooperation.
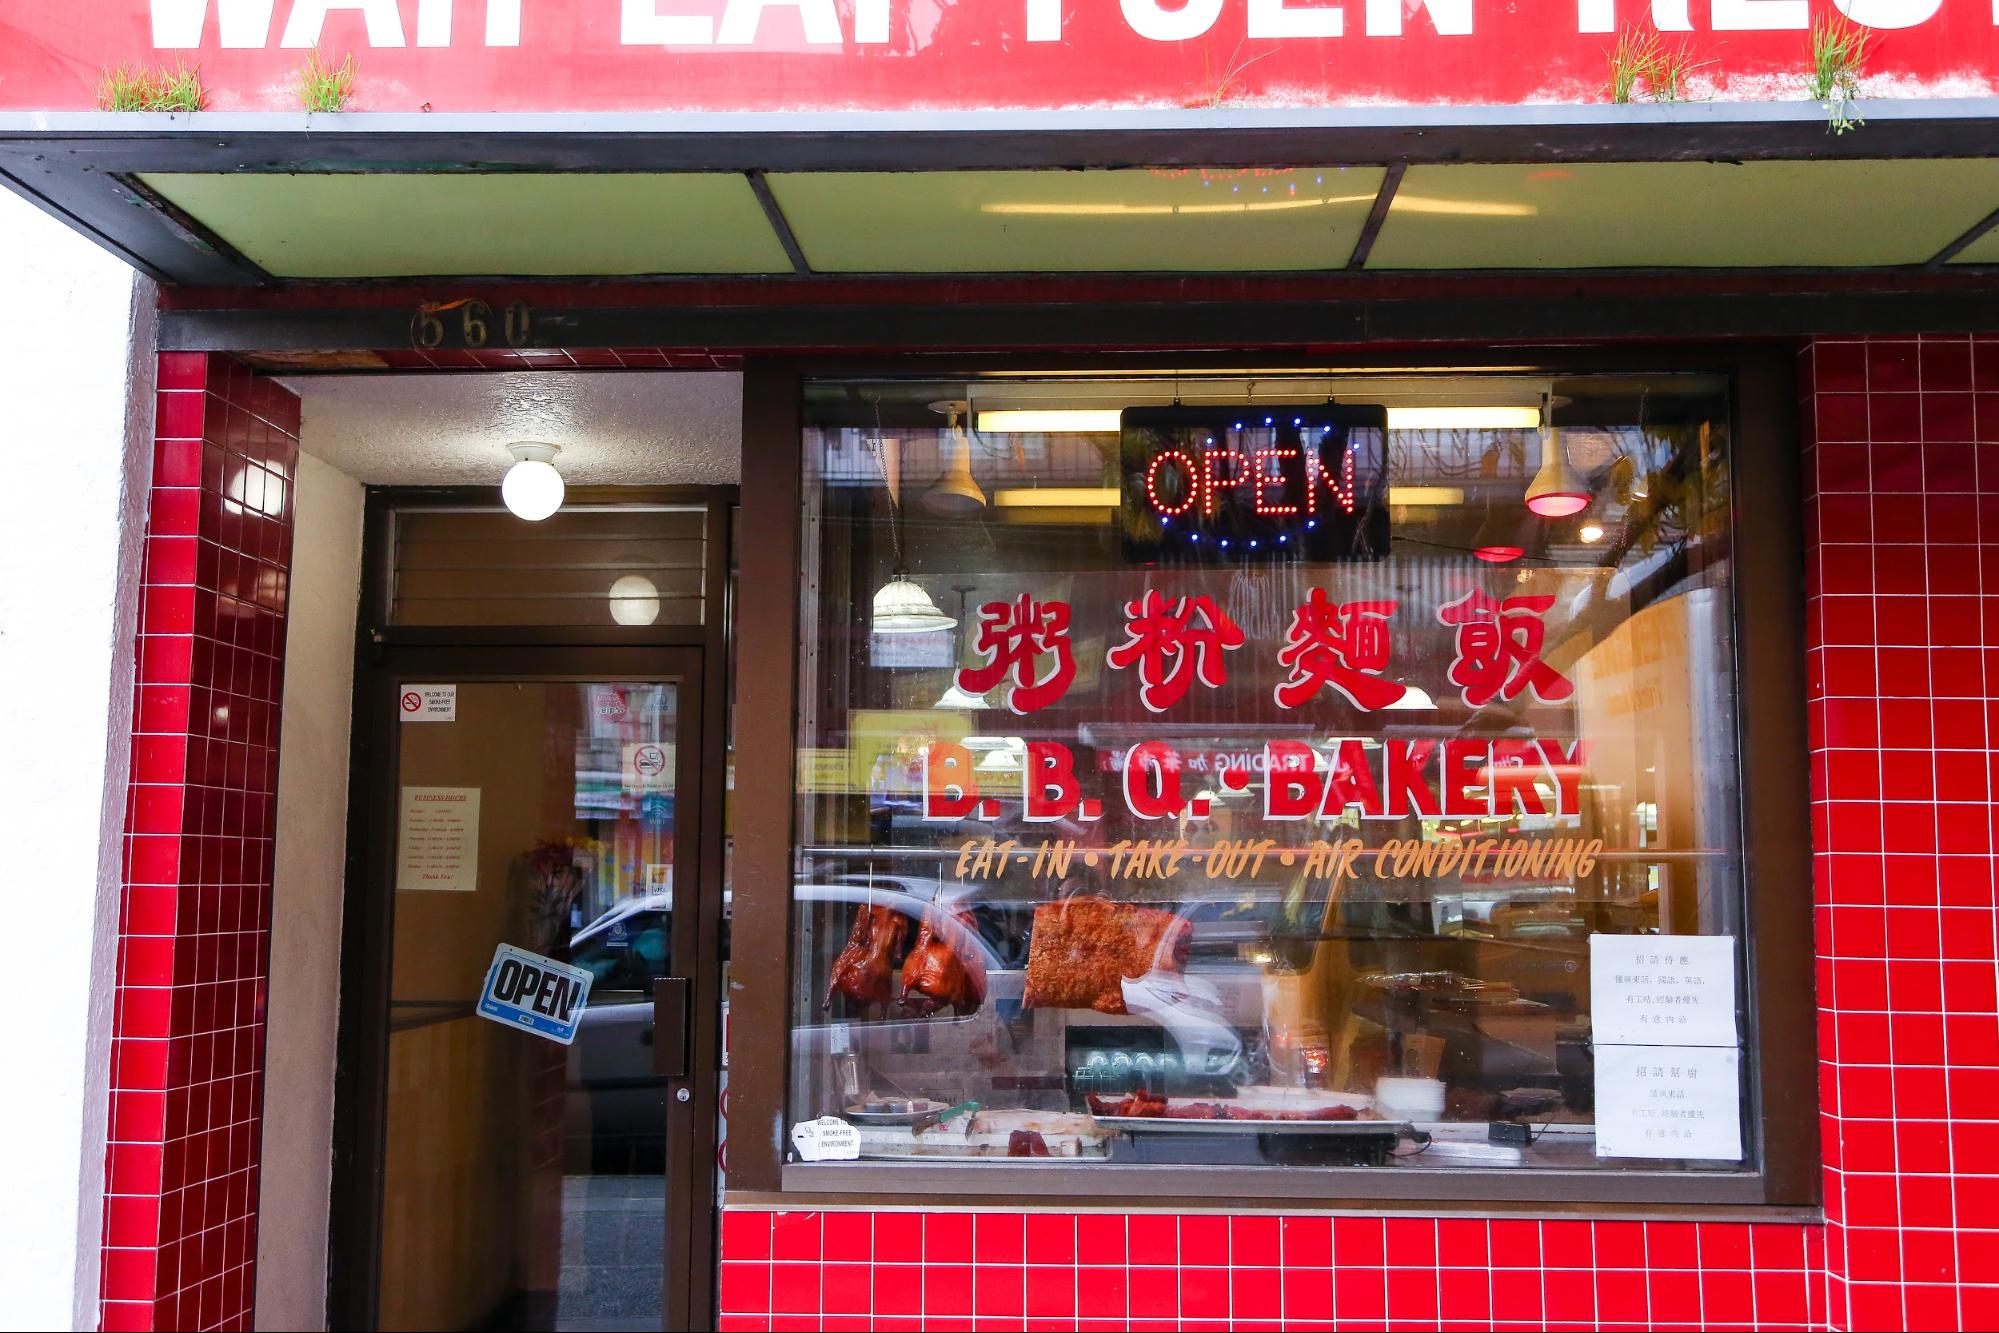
[788,371,1748,1179]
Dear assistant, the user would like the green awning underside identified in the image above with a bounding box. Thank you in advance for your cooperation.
[135,159,1999,280]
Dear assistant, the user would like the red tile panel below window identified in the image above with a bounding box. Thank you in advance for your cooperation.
[712,335,1999,1333]
[101,353,298,1333]
[715,1211,1819,1330]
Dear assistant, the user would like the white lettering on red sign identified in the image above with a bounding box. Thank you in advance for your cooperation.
[151,0,522,48]
[143,0,1949,55]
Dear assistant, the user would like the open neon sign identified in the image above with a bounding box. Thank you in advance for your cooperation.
[1119,404,1389,563]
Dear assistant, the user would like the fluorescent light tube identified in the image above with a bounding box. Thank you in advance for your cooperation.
[1387,406,1542,430]
[1387,486,1466,507]
[975,409,1123,433]
[990,487,1122,508]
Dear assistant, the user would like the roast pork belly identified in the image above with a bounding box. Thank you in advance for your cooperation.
[1022,895,1190,1015]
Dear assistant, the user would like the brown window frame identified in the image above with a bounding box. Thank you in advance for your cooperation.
[726,344,1819,1215]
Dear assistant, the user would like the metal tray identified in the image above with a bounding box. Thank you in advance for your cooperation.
[1095,1114,1410,1136]
[844,1098,951,1125]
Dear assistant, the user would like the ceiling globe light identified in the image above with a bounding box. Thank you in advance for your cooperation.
[501,442,565,521]
[608,574,661,627]
[871,577,957,634]
[1384,684,1436,710]
[1579,523,1605,544]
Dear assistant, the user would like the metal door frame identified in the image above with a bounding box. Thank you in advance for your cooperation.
[330,488,734,1331]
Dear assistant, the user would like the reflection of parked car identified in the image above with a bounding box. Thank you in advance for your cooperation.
[562,883,1003,1168]
[563,895,674,1171]
[794,876,1324,1117]
[570,894,672,987]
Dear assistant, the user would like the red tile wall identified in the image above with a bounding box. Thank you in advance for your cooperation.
[710,335,1999,1333]
[1803,335,1999,1333]
[100,354,299,1333]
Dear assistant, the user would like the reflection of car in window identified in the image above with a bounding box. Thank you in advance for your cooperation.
[568,906,670,992]
[561,894,676,1172]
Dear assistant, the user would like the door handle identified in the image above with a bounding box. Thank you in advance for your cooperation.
[652,976,690,1079]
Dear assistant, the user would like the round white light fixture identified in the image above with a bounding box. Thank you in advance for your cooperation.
[976,744,1023,773]
[1579,523,1605,544]
[1384,684,1437,710]
[871,578,957,634]
[934,682,990,710]
[501,442,565,521]
[608,574,661,627]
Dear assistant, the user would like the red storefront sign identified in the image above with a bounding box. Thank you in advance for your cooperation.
[2,1,1994,113]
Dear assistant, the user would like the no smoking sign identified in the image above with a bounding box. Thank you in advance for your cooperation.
[625,742,671,791]
[399,684,457,723]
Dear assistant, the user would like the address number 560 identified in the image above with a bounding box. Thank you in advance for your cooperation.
[411,299,535,350]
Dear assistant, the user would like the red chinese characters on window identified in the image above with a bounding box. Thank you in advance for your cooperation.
[956,594,1077,714]
[1273,590,1405,711]
[1438,590,1575,707]
[1105,589,1245,713]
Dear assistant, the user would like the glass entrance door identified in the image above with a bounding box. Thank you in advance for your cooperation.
[372,666,707,1331]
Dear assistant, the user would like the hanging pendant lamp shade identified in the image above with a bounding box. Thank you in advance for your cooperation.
[922,401,986,516]
[1525,425,1590,518]
[872,577,957,634]
[1472,504,1524,564]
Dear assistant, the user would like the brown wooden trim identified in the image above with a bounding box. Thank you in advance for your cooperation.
[658,642,709,1332]
[723,1188,1822,1224]
[725,361,805,1195]
[1345,162,1405,272]
[778,1162,1778,1205]
[718,343,1821,1213]
[374,625,712,648]
[1728,346,1821,1208]
[677,490,736,1330]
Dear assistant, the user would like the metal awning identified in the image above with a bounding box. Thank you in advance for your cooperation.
[7,101,1999,289]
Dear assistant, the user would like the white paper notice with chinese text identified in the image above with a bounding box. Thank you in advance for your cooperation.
[1589,934,1738,1048]
[1593,1044,1743,1161]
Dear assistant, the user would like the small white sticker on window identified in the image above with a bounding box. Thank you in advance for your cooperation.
[790,1116,861,1162]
